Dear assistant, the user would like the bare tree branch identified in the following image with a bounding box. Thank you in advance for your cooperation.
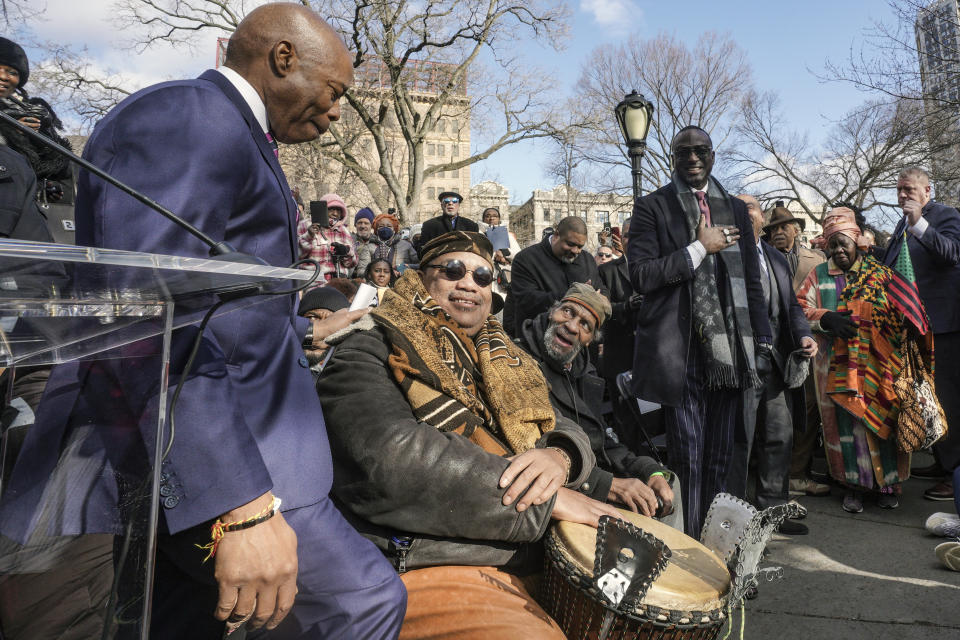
[572,32,753,197]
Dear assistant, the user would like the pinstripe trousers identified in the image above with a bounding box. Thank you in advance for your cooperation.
[664,348,741,538]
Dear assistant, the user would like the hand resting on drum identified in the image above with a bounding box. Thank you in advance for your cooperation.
[551,488,624,527]
[646,475,675,516]
[500,448,568,512]
[607,477,659,516]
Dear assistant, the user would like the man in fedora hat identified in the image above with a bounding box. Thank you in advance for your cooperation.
[418,190,479,248]
[763,205,825,291]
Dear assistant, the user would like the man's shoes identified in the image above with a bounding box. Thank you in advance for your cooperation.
[789,477,830,497]
[842,492,863,513]
[936,541,960,571]
[924,480,954,501]
[777,519,809,535]
[877,493,899,509]
[912,461,946,479]
[925,512,960,537]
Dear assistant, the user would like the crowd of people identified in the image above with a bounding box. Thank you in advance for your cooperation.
[1,3,960,638]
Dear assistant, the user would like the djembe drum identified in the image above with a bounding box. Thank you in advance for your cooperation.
[540,509,731,640]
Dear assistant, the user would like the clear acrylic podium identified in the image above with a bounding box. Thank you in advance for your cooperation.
[0,239,313,639]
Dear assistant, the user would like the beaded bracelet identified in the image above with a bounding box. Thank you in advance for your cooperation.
[196,496,282,563]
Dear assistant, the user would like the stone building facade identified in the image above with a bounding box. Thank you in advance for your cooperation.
[510,185,633,249]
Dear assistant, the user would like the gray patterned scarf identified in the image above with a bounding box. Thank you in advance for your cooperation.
[673,172,759,390]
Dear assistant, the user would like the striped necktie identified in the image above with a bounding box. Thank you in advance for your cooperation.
[265,131,279,158]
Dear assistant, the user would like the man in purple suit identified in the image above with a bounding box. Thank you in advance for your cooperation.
[1,4,405,638]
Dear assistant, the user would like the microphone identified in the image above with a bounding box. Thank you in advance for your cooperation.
[0,110,244,258]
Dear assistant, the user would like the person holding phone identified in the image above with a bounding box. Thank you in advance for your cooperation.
[297,193,358,286]
[0,37,74,196]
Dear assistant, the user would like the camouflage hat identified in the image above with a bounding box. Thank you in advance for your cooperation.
[561,282,612,328]
[419,230,493,268]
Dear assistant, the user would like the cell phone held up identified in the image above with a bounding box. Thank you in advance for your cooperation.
[309,200,329,228]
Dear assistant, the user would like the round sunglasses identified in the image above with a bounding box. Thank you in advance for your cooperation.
[424,259,494,287]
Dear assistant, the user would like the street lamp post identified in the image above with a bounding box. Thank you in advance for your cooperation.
[614,91,654,201]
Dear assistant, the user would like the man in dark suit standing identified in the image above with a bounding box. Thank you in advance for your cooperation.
[417,190,479,248]
[1,5,405,638]
[731,195,817,535]
[627,126,772,536]
[882,167,960,502]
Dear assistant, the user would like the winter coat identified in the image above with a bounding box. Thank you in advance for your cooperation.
[504,234,607,337]
[515,313,667,504]
[316,316,596,573]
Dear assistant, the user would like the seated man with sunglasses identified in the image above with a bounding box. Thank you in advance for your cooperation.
[316,231,622,639]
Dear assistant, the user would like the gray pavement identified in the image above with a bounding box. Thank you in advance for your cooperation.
[727,451,960,640]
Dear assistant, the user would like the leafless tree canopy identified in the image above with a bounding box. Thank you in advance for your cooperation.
[572,32,753,195]
[31,0,579,223]
[30,46,133,127]
[730,91,960,228]
[0,0,42,33]
[824,0,960,111]
[309,0,574,222]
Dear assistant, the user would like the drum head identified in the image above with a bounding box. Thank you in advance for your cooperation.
[551,509,730,613]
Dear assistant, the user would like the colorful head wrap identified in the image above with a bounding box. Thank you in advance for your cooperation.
[822,207,860,243]
[419,231,493,268]
[373,213,399,233]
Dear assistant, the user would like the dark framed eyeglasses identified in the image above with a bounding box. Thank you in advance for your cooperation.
[441,198,461,204]
[672,145,713,160]
[424,260,493,287]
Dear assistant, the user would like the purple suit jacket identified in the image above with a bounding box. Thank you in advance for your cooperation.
[3,70,331,537]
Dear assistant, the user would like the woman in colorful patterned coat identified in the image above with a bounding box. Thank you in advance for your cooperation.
[797,208,930,513]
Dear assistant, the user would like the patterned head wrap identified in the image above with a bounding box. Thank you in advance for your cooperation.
[822,207,861,243]
[373,213,399,232]
[419,231,493,268]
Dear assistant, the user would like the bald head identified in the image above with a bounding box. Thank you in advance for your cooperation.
[226,3,353,144]
[736,194,764,241]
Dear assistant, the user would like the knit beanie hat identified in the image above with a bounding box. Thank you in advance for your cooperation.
[0,38,29,88]
[561,282,612,327]
[355,207,375,225]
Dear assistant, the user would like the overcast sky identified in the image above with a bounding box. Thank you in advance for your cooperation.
[19,0,889,204]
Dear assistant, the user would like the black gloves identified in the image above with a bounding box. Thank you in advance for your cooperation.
[820,310,857,339]
[626,293,644,311]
